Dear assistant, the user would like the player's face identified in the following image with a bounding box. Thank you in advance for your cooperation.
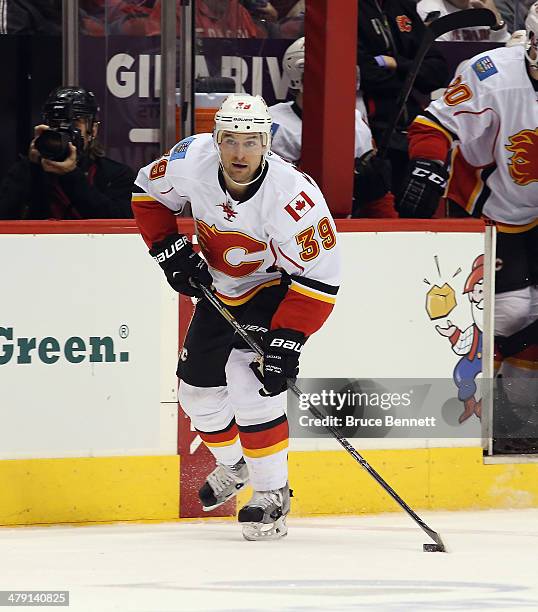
[530,33,538,60]
[528,33,538,80]
[219,132,264,183]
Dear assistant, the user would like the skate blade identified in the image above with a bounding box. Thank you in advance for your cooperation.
[242,517,288,541]
[201,483,247,512]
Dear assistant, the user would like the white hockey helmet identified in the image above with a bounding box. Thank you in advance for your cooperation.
[283,36,305,91]
[525,2,538,68]
[214,93,272,147]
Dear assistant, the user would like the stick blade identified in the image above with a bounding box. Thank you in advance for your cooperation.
[429,8,497,38]
[422,527,447,552]
[423,543,446,553]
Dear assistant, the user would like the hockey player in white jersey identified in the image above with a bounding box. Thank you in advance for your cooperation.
[269,37,395,218]
[132,93,340,539]
[398,3,538,442]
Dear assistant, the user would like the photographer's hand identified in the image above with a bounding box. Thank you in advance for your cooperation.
[28,124,49,165]
[256,2,278,21]
[41,143,77,175]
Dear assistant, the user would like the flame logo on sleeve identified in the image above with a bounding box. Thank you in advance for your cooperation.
[506,128,538,186]
[196,219,267,278]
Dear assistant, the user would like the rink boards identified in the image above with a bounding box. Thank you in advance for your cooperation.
[1,219,537,525]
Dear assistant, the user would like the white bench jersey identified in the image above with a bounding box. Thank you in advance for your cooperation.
[269,101,374,163]
[412,45,538,226]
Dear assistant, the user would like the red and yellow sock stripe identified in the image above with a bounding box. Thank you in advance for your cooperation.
[238,415,289,458]
[196,419,239,448]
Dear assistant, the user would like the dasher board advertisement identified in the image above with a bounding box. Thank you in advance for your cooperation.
[0,233,178,459]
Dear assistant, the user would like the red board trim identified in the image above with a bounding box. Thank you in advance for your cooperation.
[0,218,485,235]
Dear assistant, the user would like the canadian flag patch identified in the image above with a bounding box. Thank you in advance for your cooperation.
[284,191,315,221]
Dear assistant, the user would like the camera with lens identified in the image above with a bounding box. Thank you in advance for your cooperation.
[34,105,85,162]
[34,86,98,162]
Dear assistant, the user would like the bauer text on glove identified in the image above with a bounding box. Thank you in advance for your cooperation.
[149,232,212,297]
[250,329,306,396]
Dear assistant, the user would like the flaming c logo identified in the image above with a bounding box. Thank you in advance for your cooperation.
[196,219,266,278]
[396,15,412,33]
[506,128,538,186]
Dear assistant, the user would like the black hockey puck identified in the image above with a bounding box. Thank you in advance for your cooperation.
[423,543,445,552]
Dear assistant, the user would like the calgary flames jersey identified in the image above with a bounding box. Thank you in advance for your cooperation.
[410,45,538,228]
[132,133,341,336]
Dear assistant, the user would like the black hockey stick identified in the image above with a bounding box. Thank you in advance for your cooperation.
[377,8,497,158]
[196,282,447,552]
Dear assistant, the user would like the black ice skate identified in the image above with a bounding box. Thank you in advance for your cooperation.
[238,483,290,540]
[199,458,249,511]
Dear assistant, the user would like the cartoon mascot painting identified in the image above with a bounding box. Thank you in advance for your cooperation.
[429,255,484,423]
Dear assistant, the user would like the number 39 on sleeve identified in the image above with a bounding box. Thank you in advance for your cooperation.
[295,217,337,262]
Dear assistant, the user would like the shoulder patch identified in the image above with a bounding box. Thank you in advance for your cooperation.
[471,56,498,81]
[149,158,168,180]
[285,191,315,221]
[170,136,195,161]
[271,122,280,137]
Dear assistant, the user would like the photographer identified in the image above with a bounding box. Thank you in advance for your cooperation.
[0,86,134,220]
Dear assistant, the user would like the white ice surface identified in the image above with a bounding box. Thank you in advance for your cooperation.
[1,509,537,612]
